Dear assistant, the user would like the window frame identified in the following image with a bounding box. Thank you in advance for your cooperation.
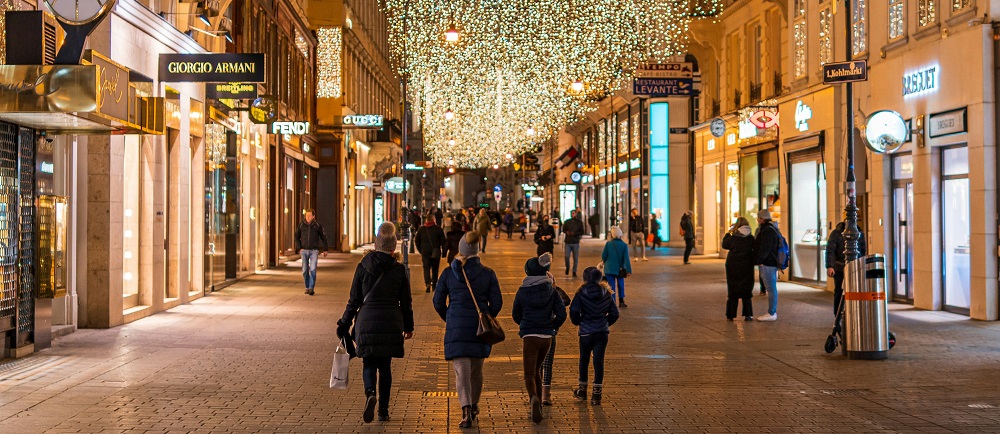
[852,0,868,57]
[889,0,907,41]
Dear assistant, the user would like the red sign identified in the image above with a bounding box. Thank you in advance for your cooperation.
[749,110,779,129]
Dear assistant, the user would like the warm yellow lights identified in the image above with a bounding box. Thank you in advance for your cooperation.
[444,109,455,121]
[571,80,584,93]
[316,27,343,98]
[445,25,460,42]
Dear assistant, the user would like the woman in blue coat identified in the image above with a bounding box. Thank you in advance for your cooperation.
[600,226,632,307]
[433,232,503,429]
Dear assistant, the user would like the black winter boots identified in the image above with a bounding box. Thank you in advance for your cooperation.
[363,388,377,423]
[591,384,603,405]
[459,405,474,428]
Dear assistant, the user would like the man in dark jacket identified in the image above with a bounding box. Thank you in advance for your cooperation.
[295,209,329,295]
[534,216,556,255]
[562,210,585,277]
[628,208,648,261]
[753,209,780,321]
[826,220,868,316]
[434,207,444,228]
[415,215,447,293]
[588,212,601,238]
[680,210,696,264]
[512,253,567,423]
[408,208,422,254]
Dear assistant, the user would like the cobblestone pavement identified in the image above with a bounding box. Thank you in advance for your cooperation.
[2,237,1000,433]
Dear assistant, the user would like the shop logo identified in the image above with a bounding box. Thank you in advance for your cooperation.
[271,121,310,135]
[749,110,779,129]
[903,66,938,98]
[342,114,384,128]
[738,119,758,139]
[794,101,812,132]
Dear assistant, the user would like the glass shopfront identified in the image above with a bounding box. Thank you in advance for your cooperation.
[204,124,241,291]
[941,146,970,313]
[891,153,914,302]
[649,102,669,242]
[740,149,780,233]
[788,150,827,283]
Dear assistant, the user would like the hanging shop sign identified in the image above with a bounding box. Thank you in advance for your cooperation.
[207,83,258,100]
[710,118,726,138]
[794,101,813,132]
[738,119,758,139]
[570,171,582,183]
[404,163,424,170]
[903,65,938,98]
[159,53,266,83]
[271,121,310,135]
[633,77,694,96]
[384,177,408,194]
[928,107,967,138]
[635,62,694,79]
[249,97,278,124]
[748,109,779,129]
[861,110,907,154]
[629,158,641,170]
[374,196,384,236]
[823,60,868,84]
[342,114,384,129]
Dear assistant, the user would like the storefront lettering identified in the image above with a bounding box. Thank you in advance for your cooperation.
[97,65,124,109]
[343,114,384,128]
[618,162,628,173]
[738,120,758,139]
[629,158,641,169]
[271,121,311,135]
[903,66,938,97]
[795,101,812,132]
[40,162,55,174]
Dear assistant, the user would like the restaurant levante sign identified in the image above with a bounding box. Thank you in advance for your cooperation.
[159,54,266,83]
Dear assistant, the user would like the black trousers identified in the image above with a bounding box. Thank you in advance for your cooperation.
[590,223,599,238]
[363,357,393,410]
[833,266,845,316]
[683,238,695,263]
[579,333,609,385]
[421,255,440,286]
[506,225,513,239]
[726,285,754,319]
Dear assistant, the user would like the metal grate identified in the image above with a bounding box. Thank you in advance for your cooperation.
[16,126,35,340]
[0,123,18,333]
[422,391,458,398]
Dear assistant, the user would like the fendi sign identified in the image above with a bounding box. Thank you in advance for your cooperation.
[159,54,265,83]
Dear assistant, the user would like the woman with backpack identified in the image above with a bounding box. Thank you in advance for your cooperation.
[722,217,755,321]
[570,266,620,406]
[600,226,632,308]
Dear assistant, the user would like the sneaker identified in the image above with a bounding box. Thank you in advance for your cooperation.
[377,409,389,422]
[565,268,569,275]
[745,316,754,321]
[307,289,315,296]
[757,313,777,321]
[304,289,310,294]
[363,395,376,423]
[641,257,648,261]
[572,272,577,278]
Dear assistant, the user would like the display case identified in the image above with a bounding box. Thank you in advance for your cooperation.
[36,195,67,299]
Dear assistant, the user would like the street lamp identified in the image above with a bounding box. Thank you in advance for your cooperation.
[445,25,460,42]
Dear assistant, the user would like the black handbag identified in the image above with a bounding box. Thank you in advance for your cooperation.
[458,266,505,345]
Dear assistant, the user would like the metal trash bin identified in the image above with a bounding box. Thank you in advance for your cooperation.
[844,254,890,360]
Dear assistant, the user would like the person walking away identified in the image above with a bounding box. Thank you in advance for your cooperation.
[455,209,468,232]
[753,209,781,321]
[753,224,767,296]
[491,210,502,239]
[336,222,414,423]
[722,217,756,321]
[588,212,601,239]
[826,218,867,316]
[540,283,571,406]
[443,222,466,264]
[562,210,585,277]
[415,215,446,293]
[408,207,422,254]
[433,232,503,429]
[601,226,632,307]
[518,212,528,239]
[474,208,492,253]
[295,209,328,295]
[504,210,515,240]
[512,253,568,423]
[649,213,662,250]
[442,212,453,230]
[680,210,696,264]
[570,266,620,405]
[628,208,648,261]
[435,207,444,228]
[534,216,556,255]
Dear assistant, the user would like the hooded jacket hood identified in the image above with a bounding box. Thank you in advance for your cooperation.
[361,250,397,274]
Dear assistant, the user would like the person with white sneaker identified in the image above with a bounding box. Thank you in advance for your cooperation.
[753,209,781,321]
[628,208,648,261]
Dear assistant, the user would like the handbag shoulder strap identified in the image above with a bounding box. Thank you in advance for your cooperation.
[362,273,385,306]
[459,265,484,314]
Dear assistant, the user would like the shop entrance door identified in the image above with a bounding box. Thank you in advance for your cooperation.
[788,152,828,283]
[703,163,719,254]
[941,146,970,314]
[891,183,913,302]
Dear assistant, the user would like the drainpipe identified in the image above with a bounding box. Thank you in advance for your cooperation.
[992,21,1000,318]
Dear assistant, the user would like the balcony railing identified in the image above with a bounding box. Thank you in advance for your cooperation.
[733,89,742,109]
[749,82,763,103]
[711,98,721,117]
[771,71,783,98]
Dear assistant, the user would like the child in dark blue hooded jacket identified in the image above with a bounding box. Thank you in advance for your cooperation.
[570,266,620,405]
[512,252,567,424]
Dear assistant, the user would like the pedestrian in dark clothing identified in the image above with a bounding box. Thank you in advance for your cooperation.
[628,208,648,260]
[519,213,528,239]
[443,223,465,264]
[512,253,568,424]
[722,217,755,321]
[434,207,444,228]
[680,210,696,264]
[826,220,867,316]
[754,224,767,296]
[588,212,601,238]
[474,209,492,253]
[294,209,329,295]
[570,266,620,406]
[601,226,632,307]
[504,210,515,239]
[649,213,662,250]
[541,284,571,406]
[753,209,781,321]
[433,232,503,429]
[534,216,555,255]
[408,208,422,254]
[415,215,446,293]
[562,210,585,277]
[336,223,414,423]
[454,209,468,232]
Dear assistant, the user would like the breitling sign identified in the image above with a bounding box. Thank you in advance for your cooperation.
[159,54,266,83]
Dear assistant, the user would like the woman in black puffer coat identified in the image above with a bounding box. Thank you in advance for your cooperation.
[433,231,503,429]
[338,223,414,423]
[722,217,755,321]
[569,267,620,405]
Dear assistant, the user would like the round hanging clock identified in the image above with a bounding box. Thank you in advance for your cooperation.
[861,110,908,154]
[44,0,117,25]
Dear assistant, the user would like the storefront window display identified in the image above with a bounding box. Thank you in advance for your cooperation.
[726,162,740,224]
[649,102,670,242]
[941,146,970,313]
[789,157,827,283]
[891,153,914,302]
[123,136,141,308]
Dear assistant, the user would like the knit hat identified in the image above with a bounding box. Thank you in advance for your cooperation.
[525,252,552,276]
[583,266,603,283]
[459,231,480,257]
[757,209,772,220]
[374,222,397,253]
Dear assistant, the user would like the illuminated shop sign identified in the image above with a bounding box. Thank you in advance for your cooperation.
[159,53,265,83]
[738,120,758,139]
[40,161,54,174]
[794,101,812,132]
[903,65,938,98]
[629,158,641,169]
[342,114,384,129]
[726,133,736,146]
[207,82,258,100]
[706,138,716,150]
[618,162,628,173]
[271,121,310,135]
[749,110,779,129]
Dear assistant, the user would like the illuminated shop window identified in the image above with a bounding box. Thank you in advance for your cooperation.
[951,0,971,12]
[918,0,937,27]
[819,7,833,65]
[889,0,906,40]
[794,20,807,78]
[852,0,867,56]
[649,102,669,242]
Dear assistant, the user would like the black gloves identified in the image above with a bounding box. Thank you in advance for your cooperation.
[336,319,352,338]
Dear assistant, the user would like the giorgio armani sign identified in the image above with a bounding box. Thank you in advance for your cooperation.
[159,54,265,83]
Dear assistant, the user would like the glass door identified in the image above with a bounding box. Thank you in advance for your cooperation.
[891,153,914,302]
[789,155,828,283]
[941,146,970,314]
